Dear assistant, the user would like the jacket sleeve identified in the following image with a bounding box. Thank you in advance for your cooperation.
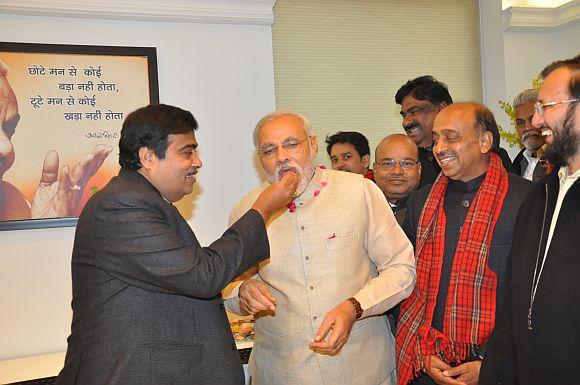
[85,191,269,299]
[478,232,518,385]
[353,179,417,318]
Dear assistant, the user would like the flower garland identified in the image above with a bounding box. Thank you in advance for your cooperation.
[287,166,328,213]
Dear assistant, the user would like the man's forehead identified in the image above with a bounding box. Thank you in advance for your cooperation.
[401,95,433,110]
[168,132,197,147]
[433,106,474,131]
[539,67,574,101]
[259,116,306,144]
[377,142,418,160]
[330,142,356,155]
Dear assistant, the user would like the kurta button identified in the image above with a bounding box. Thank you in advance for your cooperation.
[309,285,314,290]
[301,226,305,230]
[462,199,470,208]
[305,256,310,261]
[312,315,317,320]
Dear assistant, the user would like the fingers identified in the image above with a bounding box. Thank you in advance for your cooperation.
[444,361,480,385]
[280,170,299,191]
[70,144,113,186]
[239,280,276,315]
[39,150,60,186]
[429,355,453,371]
[313,315,334,343]
[309,302,355,356]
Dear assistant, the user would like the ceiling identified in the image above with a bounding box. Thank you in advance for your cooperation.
[502,0,575,9]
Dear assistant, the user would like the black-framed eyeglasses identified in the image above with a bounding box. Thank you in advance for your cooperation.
[258,137,310,158]
[534,99,579,116]
[375,158,420,170]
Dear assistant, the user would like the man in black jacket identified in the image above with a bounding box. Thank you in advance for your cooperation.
[480,55,580,385]
[56,104,298,385]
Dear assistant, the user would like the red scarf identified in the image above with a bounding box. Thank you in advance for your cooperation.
[396,152,508,385]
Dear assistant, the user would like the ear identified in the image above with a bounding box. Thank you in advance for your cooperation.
[362,154,370,168]
[438,101,449,111]
[479,131,493,154]
[309,135,319,158]
[138,147,155,169]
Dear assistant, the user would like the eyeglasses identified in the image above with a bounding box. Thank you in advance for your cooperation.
[534,99,579,116]
[258,137,310,158]
[375,159,420,170]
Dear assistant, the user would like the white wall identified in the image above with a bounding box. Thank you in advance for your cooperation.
[0,9,275,360]
[481,0,580,159]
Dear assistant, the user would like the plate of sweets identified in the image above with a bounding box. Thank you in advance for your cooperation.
[230,319,255,342]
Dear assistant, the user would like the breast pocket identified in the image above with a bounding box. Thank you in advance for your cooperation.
[325,231,360,250]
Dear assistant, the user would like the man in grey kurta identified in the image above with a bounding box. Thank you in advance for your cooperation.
[224,110,416,385]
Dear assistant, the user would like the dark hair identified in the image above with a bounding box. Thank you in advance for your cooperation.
[473,104,500,152]
[395,75,453,106]
[119,104,198,170]
[540,54,580,79]
[325,131,370,157]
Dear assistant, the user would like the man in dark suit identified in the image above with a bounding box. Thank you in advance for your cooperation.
[396,102,531,385]
[373,134,421,226]
[56,104,298,385]
[480,56,580,385]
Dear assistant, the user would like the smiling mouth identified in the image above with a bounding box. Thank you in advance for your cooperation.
[186,169,197,179]
[438,156,456,164]
[405,126,420,135]
[541,128,553,137]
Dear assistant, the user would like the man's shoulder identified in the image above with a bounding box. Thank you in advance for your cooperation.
[407,183,432,208]
[507,172,533,198]
[85,170,162,213]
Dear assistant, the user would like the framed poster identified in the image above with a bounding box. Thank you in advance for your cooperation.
[0,42,159,230]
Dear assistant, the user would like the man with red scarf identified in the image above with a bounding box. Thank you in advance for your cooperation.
[396,102,532,385]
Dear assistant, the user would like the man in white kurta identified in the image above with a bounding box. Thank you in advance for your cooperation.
[224,110,416,385]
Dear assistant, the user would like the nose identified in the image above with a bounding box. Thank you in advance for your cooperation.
[402,114,414,128]
[433,138,446,156]
[0,129,15,175]
[191,152,202,169]
[532,111,545,129]
[392,162,404,174]
[276,145,291,164]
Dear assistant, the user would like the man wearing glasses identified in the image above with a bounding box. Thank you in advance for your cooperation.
[224,110,416,385]
[480,55,580,385]
[374,134,421,225]
[511,89,549,181]
[396,102,531,385]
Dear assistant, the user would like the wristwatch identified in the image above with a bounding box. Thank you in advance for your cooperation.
[347,297,363,320]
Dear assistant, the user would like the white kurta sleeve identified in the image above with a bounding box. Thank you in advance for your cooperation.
[354,179,416,318]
